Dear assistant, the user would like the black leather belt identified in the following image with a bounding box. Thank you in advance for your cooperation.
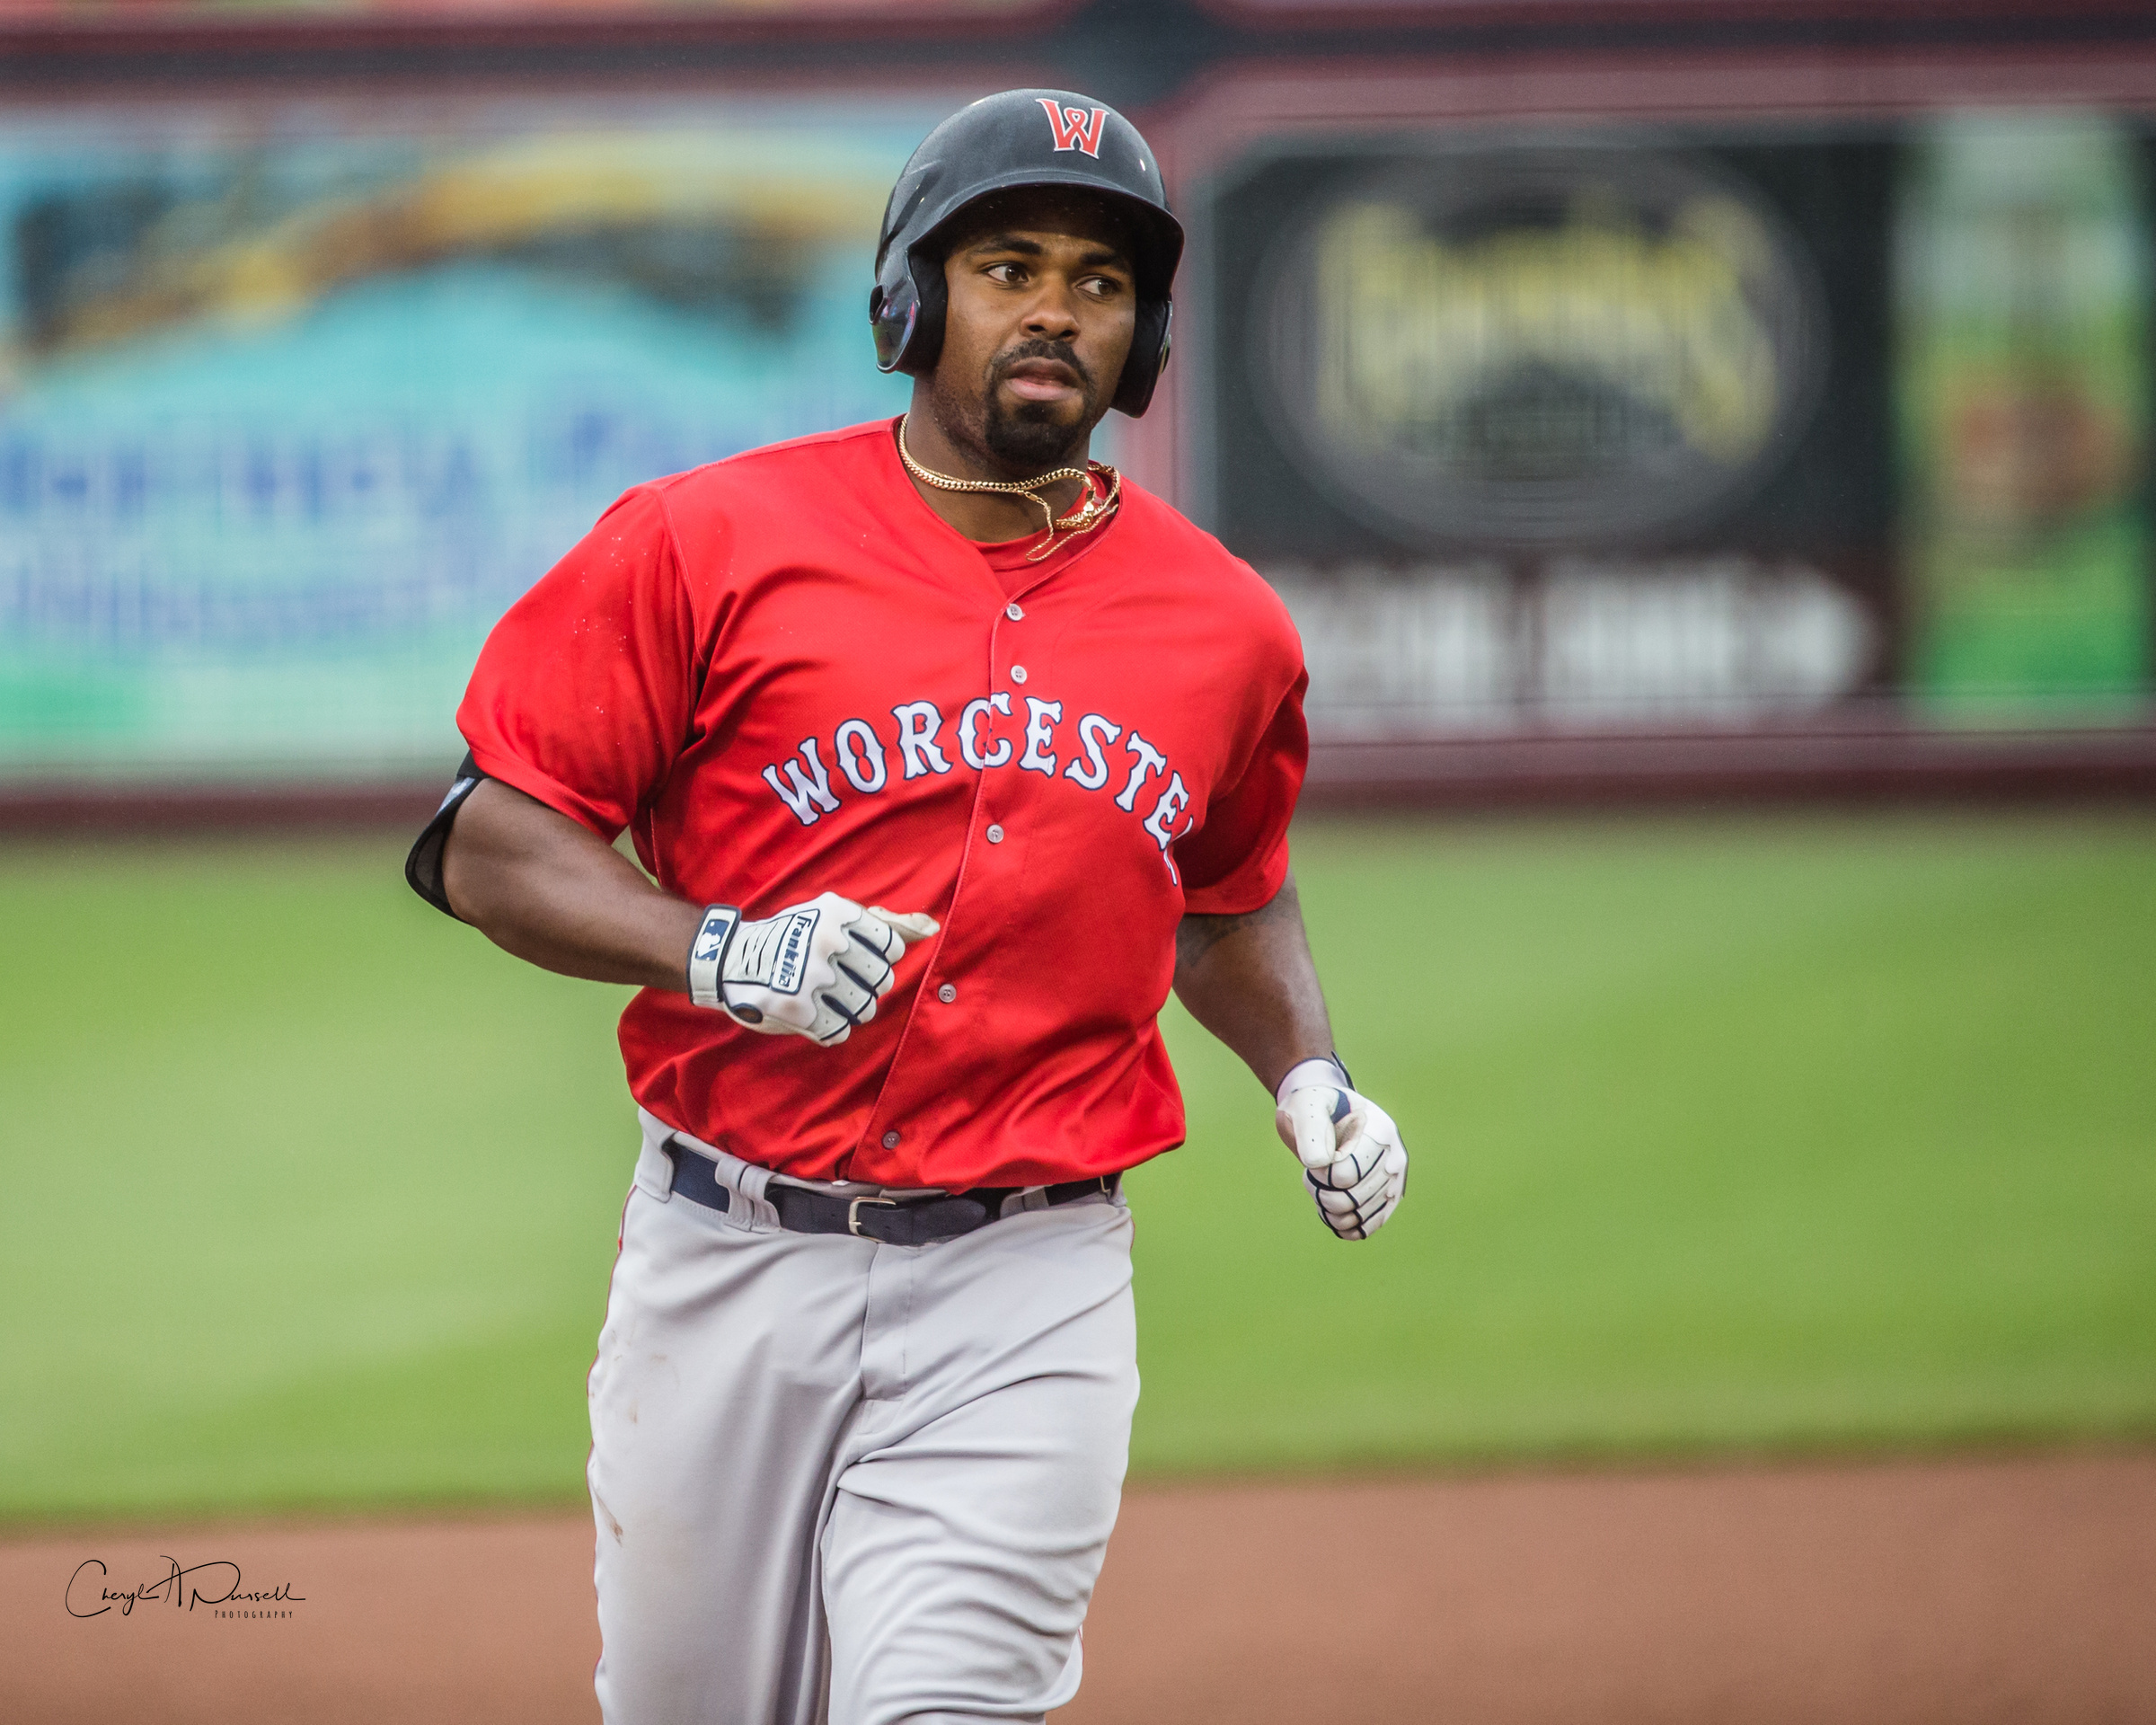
[664,1141,1118,1248]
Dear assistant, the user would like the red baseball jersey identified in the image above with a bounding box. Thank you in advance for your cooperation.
[455,418,1307,1189]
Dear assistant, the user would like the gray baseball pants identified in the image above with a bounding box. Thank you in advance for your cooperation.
[587,1110,1139,1725]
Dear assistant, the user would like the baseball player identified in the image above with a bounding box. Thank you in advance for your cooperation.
[405,88,1408,1725]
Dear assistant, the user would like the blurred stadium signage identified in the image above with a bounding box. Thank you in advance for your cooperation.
[1196,115,2154,739]
[1895,112,2152,716]
[0,0,1046,19]
[0,68,2148,800]
[1267,560,1869,732]
[1257,146,1826,548]
[0,94,954,785]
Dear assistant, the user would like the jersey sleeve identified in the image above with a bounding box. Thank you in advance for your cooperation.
[455,484,700,840]
[1175,663,1310,916]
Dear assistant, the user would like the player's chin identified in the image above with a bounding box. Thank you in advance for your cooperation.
[983,403,1093,471]
[994,388,1090,436]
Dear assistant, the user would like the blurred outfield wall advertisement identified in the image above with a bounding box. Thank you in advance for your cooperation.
[1898,112,2152,715]
[0,85,2150,791]
[1188,108,2154,739]
[0,0,1043,16]
[0,94,959,786]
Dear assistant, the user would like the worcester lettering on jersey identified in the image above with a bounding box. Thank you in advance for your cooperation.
[761,698,1193,872]
[455,419,1307,1190]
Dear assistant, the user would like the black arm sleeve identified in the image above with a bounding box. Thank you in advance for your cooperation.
[404,750,485,921]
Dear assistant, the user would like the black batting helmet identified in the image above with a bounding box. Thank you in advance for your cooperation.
[870,89,1184,419]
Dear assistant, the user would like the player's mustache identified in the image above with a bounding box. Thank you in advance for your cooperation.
[992,339,1094,393]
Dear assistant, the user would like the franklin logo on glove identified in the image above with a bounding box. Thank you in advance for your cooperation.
[687,892,940,1046]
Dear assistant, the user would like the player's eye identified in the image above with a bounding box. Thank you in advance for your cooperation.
[985,261,1026,284]
[1079,274,1125,299]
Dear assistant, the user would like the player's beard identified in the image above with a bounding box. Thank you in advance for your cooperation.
[971,339,1101,473]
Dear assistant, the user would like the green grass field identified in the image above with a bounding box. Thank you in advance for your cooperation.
[2,814,2152,1524]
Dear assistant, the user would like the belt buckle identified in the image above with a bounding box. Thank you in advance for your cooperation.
[847,1196,899,1237]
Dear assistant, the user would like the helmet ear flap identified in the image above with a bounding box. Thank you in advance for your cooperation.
[869,278,913,373]
[1112,297,1172,418]
[870,246,946,377]
[902,246,947,378]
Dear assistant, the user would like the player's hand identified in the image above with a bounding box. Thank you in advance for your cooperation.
[689,893,939,1047]
[1275,1057,1409,1241]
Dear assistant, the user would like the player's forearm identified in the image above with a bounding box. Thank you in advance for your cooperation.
[441,779,702,993]
[1171,871,1336,1094]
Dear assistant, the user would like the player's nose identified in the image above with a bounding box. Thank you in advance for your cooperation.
[1020,279,1082,341]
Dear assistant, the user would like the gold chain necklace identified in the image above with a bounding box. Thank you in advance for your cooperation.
[897,414,1121,562]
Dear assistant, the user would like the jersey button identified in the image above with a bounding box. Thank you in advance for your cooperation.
[985,824,1004,844]
[881,1129,901,1149]
[1006,602,1025,621]
[937,983,958,1004]
[1010,665,1029,684]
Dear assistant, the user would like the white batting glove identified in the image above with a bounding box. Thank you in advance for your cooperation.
[686,893,939,1047]
[1276,1057,1409,1241]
